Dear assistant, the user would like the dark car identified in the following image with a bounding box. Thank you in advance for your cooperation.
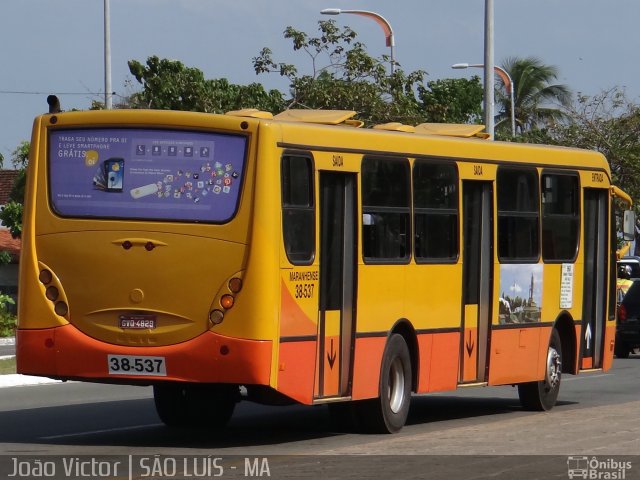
[616,279,640,358]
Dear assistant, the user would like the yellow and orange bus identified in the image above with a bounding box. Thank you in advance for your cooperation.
[17,105,634,433]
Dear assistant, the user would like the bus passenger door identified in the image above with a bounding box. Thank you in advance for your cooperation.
[582,189,608,369]
[315,172,357,399]
[460,181,493,384]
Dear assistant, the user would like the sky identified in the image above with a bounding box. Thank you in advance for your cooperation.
[1,0,639,162]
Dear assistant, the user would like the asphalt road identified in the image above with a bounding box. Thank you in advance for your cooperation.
[1,355,639,479]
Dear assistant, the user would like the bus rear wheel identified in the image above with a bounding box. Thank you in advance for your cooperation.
[518,329,562,411]
[153,384,238,428]
[356,334,412,433]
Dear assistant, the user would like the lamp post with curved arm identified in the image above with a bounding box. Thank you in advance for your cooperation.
[452,63,516,137]
[104,0,112,109]
[320,8,395,75]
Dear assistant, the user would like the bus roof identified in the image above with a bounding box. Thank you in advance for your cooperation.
[36,108,611,175]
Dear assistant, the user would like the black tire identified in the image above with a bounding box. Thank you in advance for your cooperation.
[356,334,412,433]
[154,384,238,428]
[518,329,562,411]
[615,342,630,359]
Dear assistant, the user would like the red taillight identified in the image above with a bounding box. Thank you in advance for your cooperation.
[220,294,235,309]
[618,304,627,322]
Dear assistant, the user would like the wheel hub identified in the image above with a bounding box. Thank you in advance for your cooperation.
[388,357,405,413]
[546,346,561,389]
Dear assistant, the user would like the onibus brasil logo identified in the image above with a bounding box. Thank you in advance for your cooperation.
[567,456,632,479]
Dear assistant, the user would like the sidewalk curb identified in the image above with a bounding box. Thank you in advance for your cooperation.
[0,374,61,388]
[0,337,15,346]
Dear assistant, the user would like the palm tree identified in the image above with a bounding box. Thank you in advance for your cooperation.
[496,56,572,135]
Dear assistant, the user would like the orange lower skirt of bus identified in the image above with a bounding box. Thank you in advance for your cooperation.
[16,325,272,386]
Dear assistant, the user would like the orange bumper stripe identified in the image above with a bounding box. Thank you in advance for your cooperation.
[17,326,272,385]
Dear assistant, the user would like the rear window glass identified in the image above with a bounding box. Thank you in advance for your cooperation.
[49,128,247,223]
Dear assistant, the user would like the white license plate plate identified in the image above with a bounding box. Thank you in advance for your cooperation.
[119,314,157,329]
[107,355,167,376]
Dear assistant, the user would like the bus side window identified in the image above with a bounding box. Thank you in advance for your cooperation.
[362,157,411,262]
[413,160,459,262]
[497,167,540,262]
[541,173,579,262]
[281,155,315,264]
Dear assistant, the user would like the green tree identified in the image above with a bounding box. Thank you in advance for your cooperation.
[526,88,640,209]
[7,141,29,169]
[496,56,571,135]
[419,77,483,124]
[127,56,285,114]
[253,21,482,126]
[0,292,16,337]
[0,141,29,241]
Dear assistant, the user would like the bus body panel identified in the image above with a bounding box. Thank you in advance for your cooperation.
[425,331,460,392]
[33,231,246,346]
[351,336,386,399]
[488,327,544,385]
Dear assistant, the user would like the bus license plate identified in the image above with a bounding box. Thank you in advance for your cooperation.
[108,355,167,376]
[119,314,156,329]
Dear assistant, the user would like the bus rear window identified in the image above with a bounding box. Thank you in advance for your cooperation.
[49,128,247,223]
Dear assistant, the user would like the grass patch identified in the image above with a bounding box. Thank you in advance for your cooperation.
[0,356,16,375]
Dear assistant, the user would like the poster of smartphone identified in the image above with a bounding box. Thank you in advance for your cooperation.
[49,128,247,223]
[104,158,124,192]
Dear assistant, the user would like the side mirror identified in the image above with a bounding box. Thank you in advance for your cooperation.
[623,210,636,241]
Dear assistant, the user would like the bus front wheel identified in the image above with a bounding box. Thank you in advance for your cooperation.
[517,329,562,411]
[357,333,412,433]
[153,384,238,428]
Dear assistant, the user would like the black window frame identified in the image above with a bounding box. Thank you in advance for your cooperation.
[412,158,460,264]
[497,166,541,263]
[541,170,580,263]
[281,153,315,265]
[361,156,411,264]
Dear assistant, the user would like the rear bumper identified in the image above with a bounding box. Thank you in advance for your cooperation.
[16,325,272,386]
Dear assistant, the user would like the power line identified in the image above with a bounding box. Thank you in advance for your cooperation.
[0,90,116,96]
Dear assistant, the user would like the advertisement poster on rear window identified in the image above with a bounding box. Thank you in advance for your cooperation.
[49,128,247,223]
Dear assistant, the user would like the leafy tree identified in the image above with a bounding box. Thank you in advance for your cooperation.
[496,56,571,135]
[0,202,22,239]
[0,141,29,242]
[419,77,483,124]
[7,141,28,169]
[0,292,16,337]
[253,21,482,126]
[526,88,640,209]
[127,56,285,114]
[514,87,640,240]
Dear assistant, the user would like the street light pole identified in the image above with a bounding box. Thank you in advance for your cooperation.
[104,0,113,109]
[320,8,395,75]
[452,63,516,137]
[484,0,494,139]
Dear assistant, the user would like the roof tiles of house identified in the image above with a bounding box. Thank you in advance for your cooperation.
[0,229,20,262]
[0,170,19,206]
